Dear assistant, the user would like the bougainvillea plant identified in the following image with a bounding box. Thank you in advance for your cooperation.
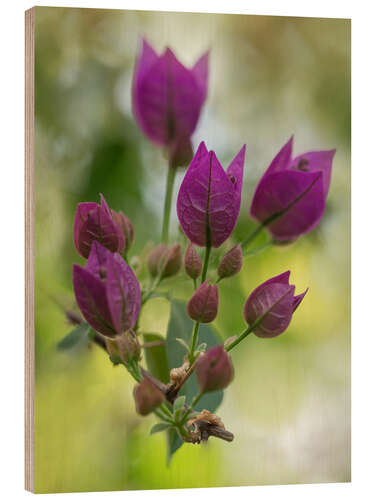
[59,38,335,462]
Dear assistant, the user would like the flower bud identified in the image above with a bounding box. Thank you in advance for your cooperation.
[105,330,141,364]
[243,271,307,338]
[218,244,243,280]
[184,243,202,280]
[111,210,134,253]
[195,345,234,393]
[160,244,182,279]
[147,244,168,277]
[133,377,165,416]
[250,137,336,241]
[177,142,246,247]
[73,242,141,337]
[73,194,125,259]
[133,39,208,167]
[187,281,219,323]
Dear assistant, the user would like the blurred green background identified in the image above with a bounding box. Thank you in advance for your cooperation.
[34,7,350,493]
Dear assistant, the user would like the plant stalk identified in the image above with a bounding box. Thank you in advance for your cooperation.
[201,244,211,283]
[188,321,201,365]
[161,163,177,244]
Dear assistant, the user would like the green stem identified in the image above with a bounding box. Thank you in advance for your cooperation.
[181,392,204,424]
[225,325,254,352]
[154,408,174,424]
[241,223,266,250]
[188,321,200,365]
[201,244,211,283]
[141,276,162,306]
[161,163,176,244]
[159,403,174,419]
[243,240,272,257]
[191,392,204,409]
[125,360,142,382]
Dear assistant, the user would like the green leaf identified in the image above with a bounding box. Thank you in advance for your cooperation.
[143,333,169,384]
[165,301,224,462]
[57,323,92,352]
[196,342,207,353]
[109,354,122,366]
[166,428,183,465]
[175,337,190,352]
[173,395,186,412]
[150,422,171,435]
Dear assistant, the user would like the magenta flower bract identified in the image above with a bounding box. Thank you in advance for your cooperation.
[187,280,219,323]
[73,194,125,259]
[73,242,141,338]
[250,137,335,241]
[243,271,307,338]
[132,39,209,167]
[196,345,234,393]
[177,142,246,247]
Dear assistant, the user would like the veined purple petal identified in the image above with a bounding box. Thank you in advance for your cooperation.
[73,202,97,255]
[226,145,246,206]
[177,144,245,247]
[290,149,336,197]
[78,205,124,258]
[135,39,158,83]
[73,264,116,337]
[266,136,294,176]
[191,51,209,101]
[244,282,295,338]
[105,253,141,334]
[251,271,291,295]
[251,169,325,240]
[132,41,208,149]
[187,280,219,323]
[85,240,111,278]
[293,288,308,312]
[99,193,112,216]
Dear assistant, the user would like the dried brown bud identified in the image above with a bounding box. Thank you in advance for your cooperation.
[169,361,190,386]
[187,410,234,443]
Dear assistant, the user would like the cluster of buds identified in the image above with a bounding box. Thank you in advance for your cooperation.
[66,38,335,457]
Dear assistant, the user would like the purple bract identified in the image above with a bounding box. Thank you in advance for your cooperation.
[187,280,219,323]
[250,137,335,240]
[243,270,307,338]
[73,242,141,337]
[132,39,209,167]
[195,345,234,393]
[73,194,125,259]
[177,142,246,247]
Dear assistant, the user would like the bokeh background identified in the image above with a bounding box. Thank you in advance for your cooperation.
[33,7,351,493]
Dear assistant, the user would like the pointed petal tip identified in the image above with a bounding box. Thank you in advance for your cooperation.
[197,140,208,152]
[293,287,308,311]
[278,270,291,283]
